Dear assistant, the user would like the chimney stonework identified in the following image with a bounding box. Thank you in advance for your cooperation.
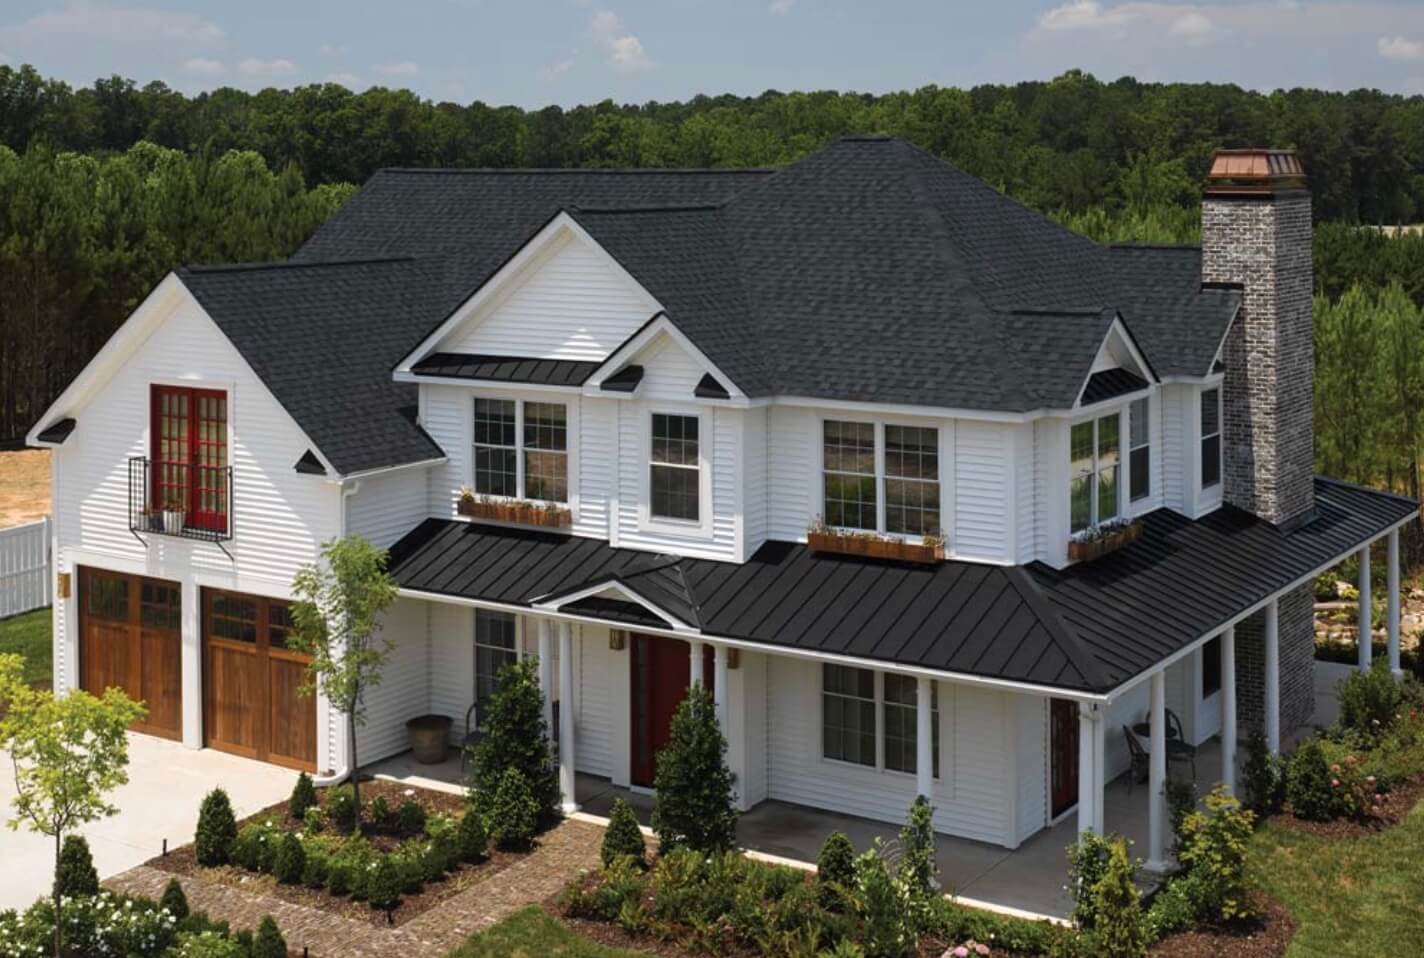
[1201,149,1316,736]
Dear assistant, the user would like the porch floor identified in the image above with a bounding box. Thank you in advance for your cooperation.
[367,663,1347,921]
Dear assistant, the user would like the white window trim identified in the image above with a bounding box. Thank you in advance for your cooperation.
[638,404,714,539]
[466,390,580,518]
[1128,395,1151,504]
[817,415,946,544]
[818,665,942,781]
[1068,406,1127,534]
[473,608,526,705]
[1198,385,1223,494]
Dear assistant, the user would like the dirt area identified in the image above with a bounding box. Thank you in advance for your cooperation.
[1272,772,1424,839]
[1150,892,1294,958]
[0,449,50,528]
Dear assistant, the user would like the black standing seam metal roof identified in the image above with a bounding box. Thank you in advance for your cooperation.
[410,352,599,386]
[1081,368,1150,405]
[35,418,76,444]
[386,478,1416,696]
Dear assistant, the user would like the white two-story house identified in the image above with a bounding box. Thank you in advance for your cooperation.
[27,139,1416,871]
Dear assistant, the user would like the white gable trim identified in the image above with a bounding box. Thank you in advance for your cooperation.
[581,313,747,402]
[27,273,341,479]
[530,579,699,633]
[394,211,665,374]
[1071,315,1158,410]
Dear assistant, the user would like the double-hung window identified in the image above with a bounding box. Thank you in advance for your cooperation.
[1129,397,1150,503]
[822,665,941,778]
[1200,388,1222,489]
[882,673,940,777]
[151,384,228,533]
[472,399,568,503]
[1070,413,1121,534]
[1201,635,1222,699]
[474,610,518,706]
[823,420,941,537]
[650,413,700,522]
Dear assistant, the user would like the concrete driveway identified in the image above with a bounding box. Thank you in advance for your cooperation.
[0,733,297,911]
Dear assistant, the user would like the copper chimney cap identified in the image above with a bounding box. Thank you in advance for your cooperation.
[1205,149,1306,196]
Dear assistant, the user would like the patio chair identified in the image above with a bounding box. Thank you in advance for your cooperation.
[1165,708,1197,779]
[460,702,483,777]
[1123,726,1149,794]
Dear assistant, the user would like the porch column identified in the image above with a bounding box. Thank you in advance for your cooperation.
[916,676,933,801]
[1358,544,1373,670]
[690,640,705,687]
[713,643,729,727]
[1264,597,1281,754]
[1146,671,1168,872]
[1221,626,1237,795]
[557,621,578,812]
[1077,703,1104,836]
[537,619,555,739]
[1388,529,1403,677]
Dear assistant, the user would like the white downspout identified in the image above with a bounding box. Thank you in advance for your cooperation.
[315,478,360,787]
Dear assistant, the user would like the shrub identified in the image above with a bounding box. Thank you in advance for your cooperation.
[160,878,190,922]
[1242,732,1284,816]
[897,795,937,901]
[169,930,246,958]
[195,788,238,866]
[1164,778,1196,856]
[368,795,390,825]
[651,684,738,854]
[302,846,330,889]
[1065,831,1114,930]
[397,799,427,836]
[1286,737,1345,821]
[288,772,317,820]
[467,658,559,821]
[326,859,354,897]
[1178,785,1254,922]
[457,808,488,862]
[1142,872,1205,940]
[325,785,358,834]
[55,834,100,899]
[1338,659,1404,741]
[1088,839,1146,958]
[817,831,857,910]
[302,806,325,834]
[272,832,306,885]
[232,822,280,873]
[0,892,180,958]
[423,831,459,882]
[853,850,913,958]
[250,916,286,958]
[601,797,647,868]
[367,855,403,914]
[489,767,540,850]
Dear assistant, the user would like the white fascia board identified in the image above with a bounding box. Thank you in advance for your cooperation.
[338,456,449,481]
[393,211,666,374]
[1204,302,1241,376]
[530,580,698,633]
[581,313,747,401]
[400,586,1113,704]
[1071,314,1159,410]
[392,370,585,395]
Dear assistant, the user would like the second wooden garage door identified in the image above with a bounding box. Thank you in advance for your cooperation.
[202,588,316,771]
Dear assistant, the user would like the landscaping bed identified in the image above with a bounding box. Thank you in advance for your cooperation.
[149,779,528,929]
[1149,892,1293,958]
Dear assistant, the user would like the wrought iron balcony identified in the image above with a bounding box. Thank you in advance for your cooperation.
[128,457,234,543]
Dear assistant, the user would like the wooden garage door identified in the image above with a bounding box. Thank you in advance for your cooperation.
[78,567,182,740]
[202,588,316,771]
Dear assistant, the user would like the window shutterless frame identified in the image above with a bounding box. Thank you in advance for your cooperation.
[1069,408,1125,534]
[1200,387,1222,490]
[151,384,229,533]
[1129,396,1150,503]
[820,663,942,780]
[470,397,570,504]
[820,417,943,541]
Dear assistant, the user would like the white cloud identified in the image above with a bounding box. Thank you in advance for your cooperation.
[182,57,224,75]
[539,57,575,81]
[238,57,297,78]
[1379,35,1424,60]
[0,5,224,73]
[590,10,654,72]
[1038,0,1134,31]
[1170,11,1212,40]
[769,0,796,14]
[324,72,361,87]
[374,61,419,76]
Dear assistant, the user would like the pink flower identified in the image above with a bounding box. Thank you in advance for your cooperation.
[976,946,991,956]
[1332,779,1341,787]
[952,948,969,958]
[1330,764,1341,773]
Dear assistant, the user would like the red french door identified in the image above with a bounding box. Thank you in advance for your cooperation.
[1050,698,1080,818]
[151,384,228,533]
[630,634,715,787]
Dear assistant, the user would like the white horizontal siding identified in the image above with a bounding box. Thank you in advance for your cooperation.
[767,405,815,542]
[953,420,1011,563]
[576,625,616,778]
[1161,384,1188,513]
[424,384,470,518]
[429,602,475,735]
[1013,423,1035,564]
[742,407,769,557]
[346,467,428,550]
[355,597,430,764]
[575,398,616,540]
[448,232,658,362]
[1015,696,1048,844]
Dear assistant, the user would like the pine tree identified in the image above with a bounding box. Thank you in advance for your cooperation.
[651,684,737,854]
[600,797,647,868]
[816,831,856,911]
[489,768,540,851]
[54,835,100,899]
[288,771,317,820]
[1089,840,1147,958]
[251,915,287,958]
[468,659,559,820]
[195,788,238,866]
[160,878,190,922]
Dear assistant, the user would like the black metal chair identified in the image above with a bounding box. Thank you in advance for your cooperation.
[1123,726,1150,793]
[1165,708,1197,779]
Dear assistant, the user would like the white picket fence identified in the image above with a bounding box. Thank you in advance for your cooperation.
[0,516,51,618]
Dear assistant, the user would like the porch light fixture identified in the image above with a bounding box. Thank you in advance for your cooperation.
[728,648,740,670]
[609,630,627,651]
[56,572,71,599]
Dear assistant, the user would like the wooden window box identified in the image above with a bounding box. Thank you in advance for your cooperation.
[1067,520,1143,563]
[807,530,944,565]
[458,496,572,529]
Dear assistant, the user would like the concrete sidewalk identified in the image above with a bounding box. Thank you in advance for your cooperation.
[0,733,296,911]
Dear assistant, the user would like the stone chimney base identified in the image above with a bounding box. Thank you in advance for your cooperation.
[1233,584,1316,736]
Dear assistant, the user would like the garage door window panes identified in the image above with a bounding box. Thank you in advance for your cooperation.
[87,574,128,620]
[211,594,258,643]
[475,611,518,705]
[140,581,181,630]
[268,603,296,651]
[823,664,876,767]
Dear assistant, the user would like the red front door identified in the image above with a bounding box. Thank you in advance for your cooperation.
[630,634,714,787]
[1050,698,1080,818]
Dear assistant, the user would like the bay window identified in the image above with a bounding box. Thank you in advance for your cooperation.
[823,420,941,537]
[472,398,568,503]
[1070,412,1121,534]
[650,413,700,522]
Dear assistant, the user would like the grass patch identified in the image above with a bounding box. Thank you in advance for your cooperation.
[0,607,50,689]
[1248,798,1424,956]
[446,906,641,958]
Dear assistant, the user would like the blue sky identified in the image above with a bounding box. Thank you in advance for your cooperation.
[4,1,1424,106]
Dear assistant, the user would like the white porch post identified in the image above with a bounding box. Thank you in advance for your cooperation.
[537,619,555,739]
[690,639,705,686]
[557,621,578,812]
[1265,597,1281,754]
[1221,626,1237,795]
[1077,703,1103,836]
[916,676,933,801]
[1358,544,1373,671]
[713,644,729,726]
[1388,529,1403,677]
[1146,671,1168,871]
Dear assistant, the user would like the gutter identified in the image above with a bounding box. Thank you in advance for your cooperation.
[314,480,362,787]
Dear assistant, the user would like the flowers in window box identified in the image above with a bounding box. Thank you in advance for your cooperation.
[1067,518,1142,562]
[806,516,945,564]
[457,488,572,528]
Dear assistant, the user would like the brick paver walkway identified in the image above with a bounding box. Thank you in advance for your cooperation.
[105,818,604,957]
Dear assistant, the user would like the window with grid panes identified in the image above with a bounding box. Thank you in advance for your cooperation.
[210,593,258,644]
[822,664,876,766]
[473,399,517,497]
[823,420,877,530]
[475,610,518,706]
[1129,397,1151,502]
[151,385,227,532]
[1200,388,1222,489]
[884,425,940,535]
[522,402,568,502]
[882,673,940,777]
[1070,413,1122,533]
[650,414,700,521]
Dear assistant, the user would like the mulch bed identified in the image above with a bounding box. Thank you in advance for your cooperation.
[1273,772,1424,838]
[147,779,532,929]
[1150,893,1294,958]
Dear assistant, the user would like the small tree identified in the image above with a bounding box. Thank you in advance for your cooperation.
[816,831,856,911]
[289,535,399,825]
[897,795,937,900]
[1242,732,1283,816]
[1089,839,1147,958]
[0,653,146,958]
[251,915,287,958]
[489,767,540,851]
[651,684,737,853]
[1179,785,1255,922]
[1286,737,1340,821]
[467,658,559,819]
[54,835,99,898]
[160,878,190,922]
[457,807,488,862]
[288,771,317,820]
[195,788,238,866]
[601,797,647,868]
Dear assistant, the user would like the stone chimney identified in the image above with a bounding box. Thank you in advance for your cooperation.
[1201,149,1314,528]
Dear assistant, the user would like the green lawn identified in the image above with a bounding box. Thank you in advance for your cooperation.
[0,607,51,689]
[447,906,640,958]
[1248,799,1424,957]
